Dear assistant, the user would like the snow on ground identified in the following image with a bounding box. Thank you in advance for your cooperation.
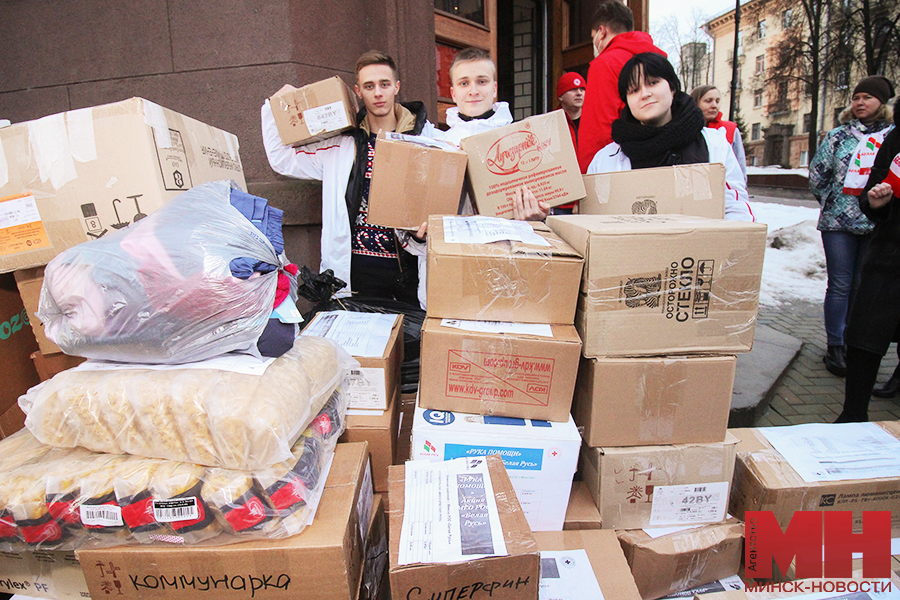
[746,165,810,178]
[749,201,825,307]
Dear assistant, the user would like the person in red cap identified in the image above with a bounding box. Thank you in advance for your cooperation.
[557,72,586,147]
[576,0,666,173]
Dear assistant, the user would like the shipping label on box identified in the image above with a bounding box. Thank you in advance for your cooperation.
[583,434,738,531]
[367,132,467,229]
[269,77,359,147]
[574,355,735,447]
[419,318,581,422]
[411,405,581,531]
[0,98,245,273]
[461,110,585,218]
[548,214,766,357]
[581,164,726,219]
[426,216,583,324]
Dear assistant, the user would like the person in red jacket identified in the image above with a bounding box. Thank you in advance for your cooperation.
[576,1,666,173]
[554,72,586,214]
[691,84,748,182]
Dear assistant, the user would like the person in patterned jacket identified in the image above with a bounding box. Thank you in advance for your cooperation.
[809,75,894,377]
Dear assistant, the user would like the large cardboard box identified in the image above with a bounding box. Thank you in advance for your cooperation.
[340,389,400,493]
[582,434,739,531]
[563,481,603,530]
[269,78,359,147]
[426,216,584,324]
[358,495,388,600]
[461,110,585,218]
[410,404,581,531]
[574,355,736,447]
[533,529,642,600]
[617,519,744,600]
[729,422,900,534]
[547,215,767,357]
[78,442,373,600]
[419,317,582,422]
[388,455,541,600]
[0,97,246,273]
[367,132,467,229]
[31,350,85,382]
[581,164,726,219]
[304,312,404,410]
[0,273,41,437]
[0,550,88,600]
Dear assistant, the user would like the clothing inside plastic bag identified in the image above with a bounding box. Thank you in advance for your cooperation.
[37,180,281,364]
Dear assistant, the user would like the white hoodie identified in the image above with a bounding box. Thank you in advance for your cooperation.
[439,102,514,147]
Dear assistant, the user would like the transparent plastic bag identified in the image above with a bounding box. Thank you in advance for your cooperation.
[20,336,356,470]
[37,180,279,364]
[0,387,349,552]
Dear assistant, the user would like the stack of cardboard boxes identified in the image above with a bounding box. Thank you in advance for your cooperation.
[547,209,768,600]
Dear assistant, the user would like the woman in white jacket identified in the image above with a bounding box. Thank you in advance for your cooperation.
[586,52,754,221]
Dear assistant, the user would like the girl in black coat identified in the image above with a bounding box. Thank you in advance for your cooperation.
[836,102,900,422]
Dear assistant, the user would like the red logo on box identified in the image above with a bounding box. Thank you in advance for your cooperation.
[449,362,470,373]
[485,129,551,175]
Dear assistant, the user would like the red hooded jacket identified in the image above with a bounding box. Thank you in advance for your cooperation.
[706,112,738,144]
[576,31,666,173]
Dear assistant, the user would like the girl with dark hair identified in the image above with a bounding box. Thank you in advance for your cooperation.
[837,100,900,422]
[585,53,754,221]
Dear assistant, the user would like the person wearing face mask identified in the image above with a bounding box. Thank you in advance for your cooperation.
[690,85,747,182]
[585,52,754,222]
[809,75,894,377]
[576,0,665,173]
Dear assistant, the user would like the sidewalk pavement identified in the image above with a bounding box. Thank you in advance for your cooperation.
[755,300,900,426]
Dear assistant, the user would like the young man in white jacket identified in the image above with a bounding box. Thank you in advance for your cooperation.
[261,51,437,306]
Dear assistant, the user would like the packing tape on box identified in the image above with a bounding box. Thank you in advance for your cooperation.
[27,114,78,191]
[633,365,681,439]
[473,244,554,317]
[66,107,97,163]
[142,99,172,149]
[673,165,715,202]
[459,335,518,414]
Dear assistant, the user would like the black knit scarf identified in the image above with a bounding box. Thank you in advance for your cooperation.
[458,108,496,122]
[611,91,708,169]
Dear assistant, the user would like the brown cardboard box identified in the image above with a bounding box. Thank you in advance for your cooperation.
[617,519,744,600]
[0,98,246,273]
[426,216,584,324]
[0,273,40,437]
[581,164,726,219]
[305,312,403,411]
[563,481,603,530]
[729,422,900,534]
[533,530,642,600]
[461,110,585,218]
[79,442,373,600]
[547,215,767,357]
[358,495,388,600]
[574,355,736,447]
[388,455,541,600]
[418,318,582,421]
[0,550,88,600]
[367,132,468,229]
[395,392,416,466]
[269,78,359,147]
[31,350,85,382]
[340,389,400,493]
[582,433,739,531]
[13,267,59,354]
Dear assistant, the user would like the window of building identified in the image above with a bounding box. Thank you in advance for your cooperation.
[752,123,761,141]
[434,0,485,25]
[750,155,759,166]
[562,0,593,48]
[436,43,461,101]
[782,9,793,28]
[777,81,789,105]
[737,30,743,55]
[755,55,765,74]
[757,20,767,39]
[799,150,809,166]
[802,113,811,133]
[754,89,763,108]
[836,67,850,89]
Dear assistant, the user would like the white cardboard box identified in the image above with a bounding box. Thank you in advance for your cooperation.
[410,403,581,532]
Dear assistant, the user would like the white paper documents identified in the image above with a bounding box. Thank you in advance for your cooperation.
[75,353,276,376]
[442,216,551,247]
[301,310,395,357]
[440,319,553,338]
[399,458,508,565]
[757,422,900,482]
[648,482,730,526]
[539,549,604,600]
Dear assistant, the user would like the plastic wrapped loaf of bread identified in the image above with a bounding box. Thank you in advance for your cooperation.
[0,388,347,551]
[36,180,284,364]
[20,335,354,470]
